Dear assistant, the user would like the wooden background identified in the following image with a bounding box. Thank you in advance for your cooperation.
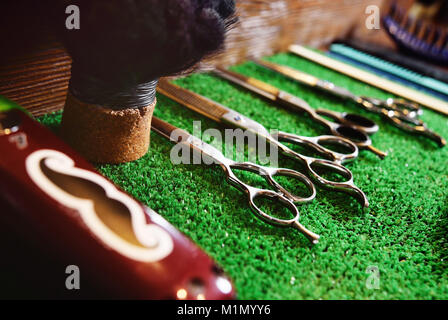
[0,0,385,117]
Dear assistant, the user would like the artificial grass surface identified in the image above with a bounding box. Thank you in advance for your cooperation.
[39,52,448,299]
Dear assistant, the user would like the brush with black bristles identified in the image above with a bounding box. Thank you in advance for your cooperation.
[44,0,236,163]
[383,0,448,65]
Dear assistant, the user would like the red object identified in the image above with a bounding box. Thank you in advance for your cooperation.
[0,109,235,299]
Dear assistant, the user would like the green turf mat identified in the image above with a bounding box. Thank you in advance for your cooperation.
[38,52,448,299]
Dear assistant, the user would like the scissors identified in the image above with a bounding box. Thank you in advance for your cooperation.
[253,59,446,147]
[157,79,369,208]
[212,67,386,159]
[151,116,319,244]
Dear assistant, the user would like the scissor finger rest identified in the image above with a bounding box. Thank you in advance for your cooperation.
[277,131,359,164]
[305,158,369,207]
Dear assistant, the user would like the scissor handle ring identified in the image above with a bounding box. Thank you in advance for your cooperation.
[341,113,378,132]
[330,125,372,149]
[247,189,320,243]
[277,132,358,164]
[304,157,353,185]
[316,109,379,134]
[360,96,421,119]
[307,134,359,163]
[266,167,316,203]
[229,163,316,203]
[304,158,369,207]
[247,188,300,227]
[385,98,422,116]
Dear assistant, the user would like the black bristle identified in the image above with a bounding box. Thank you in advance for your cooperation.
[432,28,441,45]
[415,19,423,34]
[389,1,397,16]
[45,0,236,108]
[423,23,432,40]
[442,33,448,49]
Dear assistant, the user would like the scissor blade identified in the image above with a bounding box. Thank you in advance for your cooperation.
[151,116,190,142]
[212,67,279,101]
[157,78,229,123]
[151,116,231,165]
[252,59,319,87]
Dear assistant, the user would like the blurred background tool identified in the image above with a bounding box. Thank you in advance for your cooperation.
[288,45,448,117]
[331,38,448,84]
[383,0,448,65]
[329,43,448,98]
[254,58,446,147]
[157,79,369,208]
[212,67,386,158]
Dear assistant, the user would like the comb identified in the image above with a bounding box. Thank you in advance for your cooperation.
[327,51,448,101]
[330,43,448,97]
[289,44,448,116]
[333,39,448,84]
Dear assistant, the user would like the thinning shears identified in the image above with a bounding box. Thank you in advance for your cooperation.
[157,79,369,208]
[212,67,386,158]
[254,59,446,147]
[151,117,319,244]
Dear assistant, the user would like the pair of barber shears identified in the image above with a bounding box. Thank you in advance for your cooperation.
[156,79,369,208]
[212,67,385,158]
[151,116,319,244]
[253,59,446,147]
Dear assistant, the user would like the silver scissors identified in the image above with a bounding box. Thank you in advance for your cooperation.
[151,116,319,244]
[346,95,446,147]
[254,59,446,147]
[212,67,386,158]
[157,79,369,208]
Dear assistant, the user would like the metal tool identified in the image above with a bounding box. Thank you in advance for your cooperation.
[254,58,446,147]
[151,117,319,244]
[288,45,448,117]
[157,79,369,208]
[212,67,386,158]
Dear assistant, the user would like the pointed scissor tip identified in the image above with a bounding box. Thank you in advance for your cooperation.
[357,193,369,208]
[367,145,388,159]
[354,189,369,208]
[364,200,370,208]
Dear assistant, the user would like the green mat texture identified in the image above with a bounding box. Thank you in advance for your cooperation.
[39,52,448,299]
